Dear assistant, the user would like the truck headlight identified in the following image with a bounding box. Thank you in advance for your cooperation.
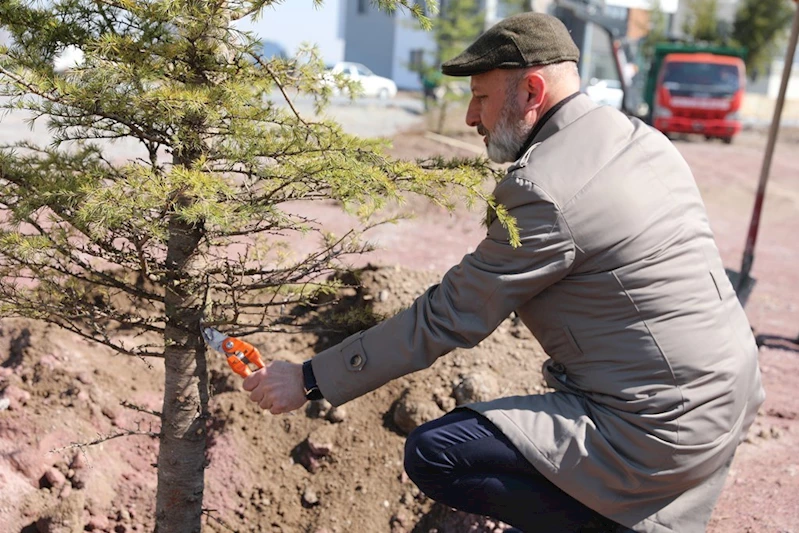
[653,105,672,118]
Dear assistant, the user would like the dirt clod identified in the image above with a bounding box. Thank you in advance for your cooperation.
[392,388,445,435]
[453,372,499,406]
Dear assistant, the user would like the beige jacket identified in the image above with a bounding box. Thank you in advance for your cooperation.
[312,95,765,532]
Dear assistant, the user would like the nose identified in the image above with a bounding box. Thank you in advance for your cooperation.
[465,98,480,127]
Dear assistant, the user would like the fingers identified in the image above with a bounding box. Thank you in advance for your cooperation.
[243,367,277,412]
[259,397,272,411]
[242,368,264,392]
[241,361,305,415]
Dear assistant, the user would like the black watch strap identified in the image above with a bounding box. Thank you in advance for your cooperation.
[302,359,323,401]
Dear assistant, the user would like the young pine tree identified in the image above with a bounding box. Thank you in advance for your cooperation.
[0,1,513,530]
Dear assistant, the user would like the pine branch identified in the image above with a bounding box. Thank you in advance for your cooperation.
[0,66,169,146]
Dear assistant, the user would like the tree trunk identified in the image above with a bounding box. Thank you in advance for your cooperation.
[155,212,207,533]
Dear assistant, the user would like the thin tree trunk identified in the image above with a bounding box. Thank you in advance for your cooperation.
[436,97,450,135]
[155,6,227,529]
[155,211,207,533]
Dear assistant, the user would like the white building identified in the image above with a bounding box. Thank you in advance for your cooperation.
[340,0,681,90]
[341,0,436,90]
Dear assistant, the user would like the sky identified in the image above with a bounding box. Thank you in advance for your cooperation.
[235,0,345,64]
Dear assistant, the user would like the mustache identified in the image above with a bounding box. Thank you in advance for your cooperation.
[477,124,488,136]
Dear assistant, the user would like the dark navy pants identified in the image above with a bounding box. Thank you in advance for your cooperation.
[403,409,633,532]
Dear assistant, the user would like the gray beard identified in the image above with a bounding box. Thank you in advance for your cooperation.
[486,105,533,164]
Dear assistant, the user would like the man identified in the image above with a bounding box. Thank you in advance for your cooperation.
[243,12,765,532]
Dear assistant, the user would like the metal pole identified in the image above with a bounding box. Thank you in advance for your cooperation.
[737,1,799,290]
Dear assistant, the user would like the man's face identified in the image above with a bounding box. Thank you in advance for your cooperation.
[466,70,532,164]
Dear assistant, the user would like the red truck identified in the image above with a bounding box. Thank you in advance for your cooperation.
[649,48,746,144]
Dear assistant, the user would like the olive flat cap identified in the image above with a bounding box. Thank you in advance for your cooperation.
[441,12,580,76]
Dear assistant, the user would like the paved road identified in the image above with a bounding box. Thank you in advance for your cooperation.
[291,94,425,138]
[0,93,425,153]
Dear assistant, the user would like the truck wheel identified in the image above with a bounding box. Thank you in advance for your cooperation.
[722,137,733,145]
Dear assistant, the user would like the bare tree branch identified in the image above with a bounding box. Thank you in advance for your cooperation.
[50,425,160,454]
[121,400,162,418]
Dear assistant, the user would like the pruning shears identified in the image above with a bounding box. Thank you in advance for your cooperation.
[201,326,265,378]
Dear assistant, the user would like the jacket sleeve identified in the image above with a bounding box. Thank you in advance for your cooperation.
[312,174,576,406]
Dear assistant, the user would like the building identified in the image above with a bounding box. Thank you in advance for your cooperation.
[340,0,436,90]
[340,0,681,91]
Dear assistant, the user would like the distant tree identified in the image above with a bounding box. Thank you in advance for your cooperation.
[433,0,484,68]
[638,0,671,66]
[420,0,484,132]
[499,0,534,18]
[682,0,724,45]
[732,0,795,78]
[0,1,513,531]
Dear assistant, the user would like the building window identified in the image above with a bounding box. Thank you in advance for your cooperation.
[410,49,424,72]
[358,0,368,14]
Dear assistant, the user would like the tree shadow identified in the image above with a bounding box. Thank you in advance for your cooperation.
[756,333,799,353]
[1,326,30,368]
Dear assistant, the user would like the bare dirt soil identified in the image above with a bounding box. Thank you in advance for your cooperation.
[1,118,798,533]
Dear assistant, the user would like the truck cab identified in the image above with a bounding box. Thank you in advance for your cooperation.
[648,46,746,144]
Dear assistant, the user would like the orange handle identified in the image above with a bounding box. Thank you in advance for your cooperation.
[227,355,252,378]
[222,336,265,379]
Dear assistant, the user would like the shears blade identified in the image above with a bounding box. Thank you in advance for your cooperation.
[201,326,228,353]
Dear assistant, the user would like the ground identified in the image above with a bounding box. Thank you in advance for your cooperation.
[1,103,798,533]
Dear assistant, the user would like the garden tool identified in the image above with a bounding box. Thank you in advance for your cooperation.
[201,326,265,378]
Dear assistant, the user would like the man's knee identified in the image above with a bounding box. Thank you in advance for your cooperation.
[403,421,449,494]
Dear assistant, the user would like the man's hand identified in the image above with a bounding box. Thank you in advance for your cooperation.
[242,360,307,415]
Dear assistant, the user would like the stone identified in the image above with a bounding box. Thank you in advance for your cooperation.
[2,385,31,409]
[392,388,445,435]
[326,406,347,424]
[306,399,332,419]
[302,487,319,506]
[453,372,499,406]
[307,425,337,457]
[86,515,110,531]
[41,467,67,489]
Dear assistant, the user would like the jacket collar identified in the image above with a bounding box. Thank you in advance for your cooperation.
[514,93,598,160]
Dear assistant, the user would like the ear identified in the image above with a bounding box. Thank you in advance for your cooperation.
[523,72,546,113]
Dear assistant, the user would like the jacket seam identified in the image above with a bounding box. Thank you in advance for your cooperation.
[610,270,685,452]
[502,177,580,261]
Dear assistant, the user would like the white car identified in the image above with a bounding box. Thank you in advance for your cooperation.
[585,78,624,110]
[53,45,85,72]
[324,61,397,99]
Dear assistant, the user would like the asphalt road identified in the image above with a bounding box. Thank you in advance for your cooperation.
[0,93,426,153]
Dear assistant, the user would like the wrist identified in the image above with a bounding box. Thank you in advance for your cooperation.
[302,359,323,401]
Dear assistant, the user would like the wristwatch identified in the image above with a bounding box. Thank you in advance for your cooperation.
[302,359,323,401]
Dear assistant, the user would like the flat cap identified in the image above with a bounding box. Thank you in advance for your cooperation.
[441,12,580,77]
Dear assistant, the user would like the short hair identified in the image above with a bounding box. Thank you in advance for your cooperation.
[505,61,580,96]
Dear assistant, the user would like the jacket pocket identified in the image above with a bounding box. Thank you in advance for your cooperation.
[563,326,583,355]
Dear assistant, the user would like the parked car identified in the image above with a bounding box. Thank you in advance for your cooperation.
[323,61,397,99]
[258,40,288,61]
[53,45,84,73]
[584,77,624,110]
